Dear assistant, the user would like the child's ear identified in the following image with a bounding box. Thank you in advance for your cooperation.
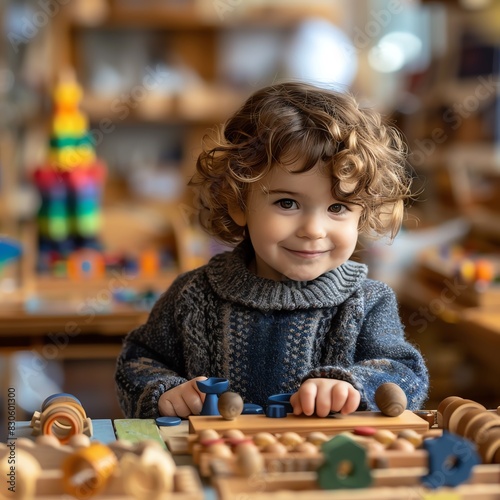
[228,203,247,227]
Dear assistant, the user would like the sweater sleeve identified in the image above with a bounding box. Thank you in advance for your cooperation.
[115,273,196,418]
[302,281,429,411]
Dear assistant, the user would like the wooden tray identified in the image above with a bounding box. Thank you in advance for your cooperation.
[188,411,429,437]
[214,466,500,500]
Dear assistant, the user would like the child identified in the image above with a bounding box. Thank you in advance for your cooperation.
[115,81,429,419]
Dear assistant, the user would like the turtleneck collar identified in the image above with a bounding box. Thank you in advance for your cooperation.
[205,241,367,311]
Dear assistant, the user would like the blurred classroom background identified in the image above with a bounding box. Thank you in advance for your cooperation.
[0,0,499,432]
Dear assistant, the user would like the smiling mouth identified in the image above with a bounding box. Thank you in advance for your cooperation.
[285,249,329,258]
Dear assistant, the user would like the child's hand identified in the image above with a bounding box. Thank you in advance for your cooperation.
[158,376,207,418]
[290,378,360,417]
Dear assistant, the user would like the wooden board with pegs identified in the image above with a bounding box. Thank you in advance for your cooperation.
[0,434,203,499]
[188,410,429,437]
[213,466,500,500]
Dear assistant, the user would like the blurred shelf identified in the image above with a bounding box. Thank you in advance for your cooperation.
[81,85,248,123]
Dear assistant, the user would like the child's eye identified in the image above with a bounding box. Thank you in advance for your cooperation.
[328,203,349,214]
[276,199,298,210]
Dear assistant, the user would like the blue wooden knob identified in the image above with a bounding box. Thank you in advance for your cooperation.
[422,431,481,488]
[196,377,229,416]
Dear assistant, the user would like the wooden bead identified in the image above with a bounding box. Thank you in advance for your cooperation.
[222,429,246,440]
[0,447,41,500]
[365,440,386,454]
[35,434,61,447]
[293,441,318,455]
[398,429,423,448]
[455,407,485,438]
[437,396,463,428]
[68,434,91,448]
[445,399,486,433]
[253,432,277,448]
[374,383,407,417]
[373,429,396,446]
[465,412,500,444]
[388,438,415,452]
[236,443,264,477]
[278,432,303,448]
[208,443,233,459]
[306,431,329,446]
[477,428,500,464]
[198,429,220,442]
[218,392,244,421]
[263,442,288,456]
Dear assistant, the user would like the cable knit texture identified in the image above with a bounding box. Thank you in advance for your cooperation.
[115,242,429,418]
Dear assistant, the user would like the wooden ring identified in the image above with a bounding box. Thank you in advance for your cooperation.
[442,398,477,430]
[455,407,486,437]
[466,413,500,445]
[42,406,84,443]
[62,442,117,498]
[447,400,486,434]
[437,396,462,428]
[41,393,82,411]
[477,428,500,464]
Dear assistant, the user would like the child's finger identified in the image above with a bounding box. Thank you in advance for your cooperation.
[314,384,333,417]
[290,393,303,415]
[298,383,317,416]
[158,398,177,417]
[341,388,361,415]
[182,389,204,415]
[330,383,349,413]
[166,397,191,418]
[191,376,208,398]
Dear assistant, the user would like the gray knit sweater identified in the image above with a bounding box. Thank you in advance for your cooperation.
[115,242,428,418]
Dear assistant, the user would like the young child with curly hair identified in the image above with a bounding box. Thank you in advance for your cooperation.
[115,81,428,419]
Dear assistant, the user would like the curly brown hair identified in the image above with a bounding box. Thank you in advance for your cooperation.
[189,81,411,246]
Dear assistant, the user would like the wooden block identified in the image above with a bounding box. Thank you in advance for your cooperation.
[189,411,429,437]
[13,419,115,443]
[91,419,116,444]
[113,419,166,448]
[214,465,500,500]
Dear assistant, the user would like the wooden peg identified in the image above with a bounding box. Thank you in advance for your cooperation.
[374,383,407,417]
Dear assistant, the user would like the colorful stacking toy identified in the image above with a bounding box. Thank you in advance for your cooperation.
[33,72,106,272]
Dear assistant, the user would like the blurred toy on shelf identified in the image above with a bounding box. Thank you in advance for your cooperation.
[33,70,107,274]
[417,241,500,307]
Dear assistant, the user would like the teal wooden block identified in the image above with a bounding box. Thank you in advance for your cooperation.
[317,434,372,490]
[113,419,166,449]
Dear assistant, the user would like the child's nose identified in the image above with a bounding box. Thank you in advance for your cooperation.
[297,213,327,239]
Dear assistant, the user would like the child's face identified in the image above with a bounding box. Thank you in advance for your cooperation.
[230,163,363,281]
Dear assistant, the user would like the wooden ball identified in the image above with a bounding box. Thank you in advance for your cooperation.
[398,429,423,448]
[388,438,415,452]
[253,432,277,448]
[208,443,233,459]
[375,383,407,417]
[293,441,319,455]
[278,432,303,448]
[236,443,264,477]
[373,429,396,446]
[263,442,288,456]
[306,431,329,446]
[218,392,244,421]
[68,434,91,448]
[198,429,220,442]
[222,429,246,440]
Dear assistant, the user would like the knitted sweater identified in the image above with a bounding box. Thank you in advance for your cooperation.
[115,242,428,418]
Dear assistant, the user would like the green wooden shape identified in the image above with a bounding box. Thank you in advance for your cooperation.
[50,134,93,149]
[317,434,372,490]
[113,419,166,448]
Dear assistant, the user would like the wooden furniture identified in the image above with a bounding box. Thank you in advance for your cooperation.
[7,392,500,500]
